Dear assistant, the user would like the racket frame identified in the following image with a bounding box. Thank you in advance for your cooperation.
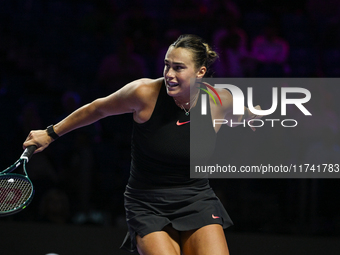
[0,146,36,216]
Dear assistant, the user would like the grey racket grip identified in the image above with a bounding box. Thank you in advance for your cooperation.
[20,145,37,162]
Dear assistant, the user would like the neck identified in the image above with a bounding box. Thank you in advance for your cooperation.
[173,88,200,109]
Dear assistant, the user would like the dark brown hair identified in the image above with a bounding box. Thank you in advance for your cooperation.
[171,34,218,74]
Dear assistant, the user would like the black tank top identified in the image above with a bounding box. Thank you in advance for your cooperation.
[128,80,216,189]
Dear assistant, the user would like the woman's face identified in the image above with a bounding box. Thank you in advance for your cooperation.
[163,46,205,101]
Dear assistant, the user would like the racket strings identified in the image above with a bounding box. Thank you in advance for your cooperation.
[0,176,33,212]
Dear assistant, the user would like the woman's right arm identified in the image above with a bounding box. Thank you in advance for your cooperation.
[23,78,152,153]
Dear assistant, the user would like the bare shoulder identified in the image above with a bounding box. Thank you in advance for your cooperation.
[93,78,163,118]
[111,77,162,103]
[124,77,163,123]
[201,84,234,121]
[218,88,233,107]
[214,87,232,101]
[206,85,233,110]
[132,78,163,99]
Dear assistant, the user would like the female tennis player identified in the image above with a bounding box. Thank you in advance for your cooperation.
[23,34,260,255]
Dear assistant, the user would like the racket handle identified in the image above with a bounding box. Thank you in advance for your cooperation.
[20,145,37,162]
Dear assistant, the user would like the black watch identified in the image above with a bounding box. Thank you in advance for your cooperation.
[46,125,59,140]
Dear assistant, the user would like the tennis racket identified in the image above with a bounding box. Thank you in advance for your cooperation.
[0,145,36,216]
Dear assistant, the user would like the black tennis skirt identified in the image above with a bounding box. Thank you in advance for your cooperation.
[120,183,233,253]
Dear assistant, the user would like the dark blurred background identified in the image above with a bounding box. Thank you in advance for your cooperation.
[0,0,340,254]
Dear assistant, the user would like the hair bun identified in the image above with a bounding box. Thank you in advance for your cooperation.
[203,43,219,68]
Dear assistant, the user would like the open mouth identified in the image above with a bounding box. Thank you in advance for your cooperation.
[167,82,179,88]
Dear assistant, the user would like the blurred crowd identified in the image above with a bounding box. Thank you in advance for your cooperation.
[0,0,340,235]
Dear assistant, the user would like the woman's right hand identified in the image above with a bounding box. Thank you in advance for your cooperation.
[23,129,55,153]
